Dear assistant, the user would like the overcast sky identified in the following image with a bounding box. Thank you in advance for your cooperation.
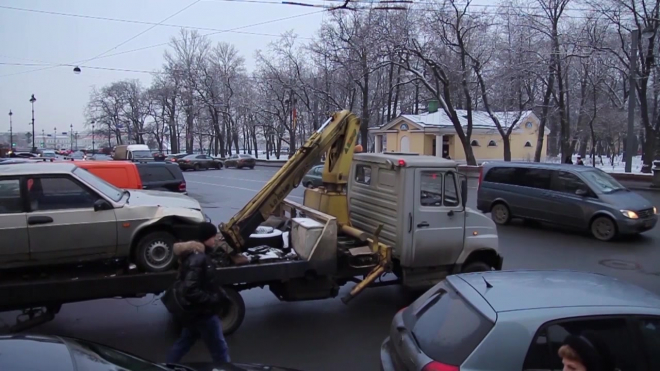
[0,0,326,134]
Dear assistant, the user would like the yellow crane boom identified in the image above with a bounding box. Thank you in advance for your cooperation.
[219,110,361,252]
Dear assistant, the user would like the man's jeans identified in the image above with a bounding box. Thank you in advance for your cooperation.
[166,315,231,364]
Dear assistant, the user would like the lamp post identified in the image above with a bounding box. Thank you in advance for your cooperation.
[75,132,78,150]
[8,110,13,151]
[91,121,95,153]
[626,26,656,172]
[70,124,73,151]
[41,129,45,149]
[29,94,36,153]
[53,127,57,150]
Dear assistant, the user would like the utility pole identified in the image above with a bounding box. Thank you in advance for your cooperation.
[8,110,13,151]
[625,29,639,173]
[30,94,36,153]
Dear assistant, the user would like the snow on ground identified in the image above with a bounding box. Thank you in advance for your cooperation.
[545,154,649,174]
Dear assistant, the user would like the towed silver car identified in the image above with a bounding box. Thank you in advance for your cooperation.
[0,162,205,272]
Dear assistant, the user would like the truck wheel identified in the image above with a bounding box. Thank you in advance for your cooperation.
[245,226,284,250]
[462,261,492,273]
[490,203,511,225]
[218,287,245,336]
[134,231,177,272]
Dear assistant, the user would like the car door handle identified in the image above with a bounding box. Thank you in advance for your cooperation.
[27,216,54,225]
[417,222,429,228]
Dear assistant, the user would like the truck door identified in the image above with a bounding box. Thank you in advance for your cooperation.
[412,169,465,268]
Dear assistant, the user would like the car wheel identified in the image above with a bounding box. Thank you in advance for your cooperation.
[249,165,254,169]
[591,216,617,241]
[217,287,246,336]
[490,203,511,225]
[244,226,284,250]
[237,165,243,169]
[462,261,492,273]
[134,231,176,272]
[303,181,313,188]
[193,164,200,171]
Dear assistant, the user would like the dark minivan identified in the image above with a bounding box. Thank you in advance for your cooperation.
[135,162,187,194]
[476,162,657,241]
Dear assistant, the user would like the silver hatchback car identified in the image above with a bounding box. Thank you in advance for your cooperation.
[381,270,660,371]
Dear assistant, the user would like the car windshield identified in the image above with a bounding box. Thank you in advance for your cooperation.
[42,152,56,157]
[132,150,153,159]
[65,338,169,371]
[581,170,626,193]
[73,167,124,202]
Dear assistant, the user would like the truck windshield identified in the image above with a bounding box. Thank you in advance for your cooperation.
[73,167,124,202]
[131,150,153,160]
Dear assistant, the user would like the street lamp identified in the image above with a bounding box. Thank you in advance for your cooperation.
[70,124,73,151]
[91,121,95,153]
[626,26,656,173]
[29,94,36,153]
[75,132,78,150]
[41,129,45,149]
[54,127,57,150]
[73,66,81,74]
[8,110,13,151]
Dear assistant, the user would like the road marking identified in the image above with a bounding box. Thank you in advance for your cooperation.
[187,180,303,200]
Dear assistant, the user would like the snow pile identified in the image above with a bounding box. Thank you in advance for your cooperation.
[545,155,649,174]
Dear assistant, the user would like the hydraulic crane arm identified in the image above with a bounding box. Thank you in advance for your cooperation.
[219,110,361,252]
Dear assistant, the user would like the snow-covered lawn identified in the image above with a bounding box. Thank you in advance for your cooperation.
[545,155,650,175]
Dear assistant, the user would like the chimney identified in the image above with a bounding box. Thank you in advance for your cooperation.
[427,100,438,113]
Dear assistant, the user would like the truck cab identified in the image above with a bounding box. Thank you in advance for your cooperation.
[113,144,154,162]
[347,153,501,290]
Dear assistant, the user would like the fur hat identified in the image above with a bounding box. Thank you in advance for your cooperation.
[563,331,615,371]
[198,222,218,242]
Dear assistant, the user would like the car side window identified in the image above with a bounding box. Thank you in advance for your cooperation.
[314,166,323,175]
[523,318,640,371]
[420,171,442,207]
[443,172,459,207]
[636,317,660,370]
[0,179,23,214]
[517,168,551,190]
[552,171,590,195]
[27,176,98,211]
[355,165,371,185]
[196,155,205,159]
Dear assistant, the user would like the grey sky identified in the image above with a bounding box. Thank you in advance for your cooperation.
[0,0,325,134]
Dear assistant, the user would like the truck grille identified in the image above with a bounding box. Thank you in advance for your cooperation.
[638,208,654,219]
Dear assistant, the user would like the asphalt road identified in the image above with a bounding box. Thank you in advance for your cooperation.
[1,166,659,371]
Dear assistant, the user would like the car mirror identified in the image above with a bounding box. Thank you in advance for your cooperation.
[575,189,588,196]
[93,198,112,212]
[461,178,468,208]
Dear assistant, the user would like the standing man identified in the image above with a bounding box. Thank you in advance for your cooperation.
[166,222,231,365]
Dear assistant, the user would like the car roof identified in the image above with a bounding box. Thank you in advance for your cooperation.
[354,152,457,168]
[0,162,77,176]
[453,270,660,312]
[482,161,600,173]
[0,334,73,371]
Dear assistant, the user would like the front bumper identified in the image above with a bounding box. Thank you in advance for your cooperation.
[617,215,658,234]
[380,337,396,371]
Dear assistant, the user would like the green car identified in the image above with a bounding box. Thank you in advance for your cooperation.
[302,164,324,188]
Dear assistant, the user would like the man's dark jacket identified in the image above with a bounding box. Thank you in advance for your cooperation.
[172,241,228,319]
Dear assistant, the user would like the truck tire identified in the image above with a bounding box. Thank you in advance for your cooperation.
[462,261,492,273]
[134,231,177,272]
[245,227,284,250]
[217,287,245,336]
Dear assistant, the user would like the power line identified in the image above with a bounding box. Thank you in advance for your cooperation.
[0,9,325,78]
[0,4,307,39]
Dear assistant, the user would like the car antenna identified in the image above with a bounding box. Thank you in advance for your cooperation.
[483,276,493,289]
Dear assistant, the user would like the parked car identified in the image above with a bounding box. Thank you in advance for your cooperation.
[39,150,58,162]
[165,153,188,163]
[88,154,113,161]
[0,334,304,371]
[178,154,221,171]
[0,158,41,165]
[476,161,658,241]
[136,162,188,193]
[0,162,206,272]
[224,154,256,169]
[302,164,324,188]
[75,160,143,190]
[381,270,660,371]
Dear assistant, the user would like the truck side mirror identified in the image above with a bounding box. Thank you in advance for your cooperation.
[461,179,468,208]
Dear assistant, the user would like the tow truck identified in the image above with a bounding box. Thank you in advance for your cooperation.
[0,110,502,334]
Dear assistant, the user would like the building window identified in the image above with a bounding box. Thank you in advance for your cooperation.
[488,140,497,147]
[524,141,533,147]
[470,140,480,147]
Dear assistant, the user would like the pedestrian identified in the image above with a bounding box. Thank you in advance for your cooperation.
[558,332,614,371]
[576,156,584,165]
[166,222,231,365]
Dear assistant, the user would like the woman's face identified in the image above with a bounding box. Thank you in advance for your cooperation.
[562,358,587,371]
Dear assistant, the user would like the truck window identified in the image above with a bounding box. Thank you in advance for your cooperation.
[355,165,371,185]
[444,172,459,207]
[420,171,443,207]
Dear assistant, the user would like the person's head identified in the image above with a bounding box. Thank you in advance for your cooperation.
[558,344,587,371]
[197,222,218,248]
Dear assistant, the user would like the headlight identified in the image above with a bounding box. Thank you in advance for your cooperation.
[621,210,639,219]
[654,206,657,215]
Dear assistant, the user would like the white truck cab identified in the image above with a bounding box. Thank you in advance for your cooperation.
[113,144,153,161]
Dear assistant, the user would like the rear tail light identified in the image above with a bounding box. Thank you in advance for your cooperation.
[178,181,186,192]
[422,361,459,371]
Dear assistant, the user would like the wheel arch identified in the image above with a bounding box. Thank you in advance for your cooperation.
[456,248,503,274]
[129,216,199,260]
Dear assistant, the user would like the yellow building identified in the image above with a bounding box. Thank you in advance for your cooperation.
[369,107,550,163]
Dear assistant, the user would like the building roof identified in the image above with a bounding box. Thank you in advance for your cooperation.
[454,270,660,313]
[0,162,77,176]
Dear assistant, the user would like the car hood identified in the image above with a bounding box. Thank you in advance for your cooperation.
[178,363,304,371]
[600,189,655,212]
[127,189,202,210]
